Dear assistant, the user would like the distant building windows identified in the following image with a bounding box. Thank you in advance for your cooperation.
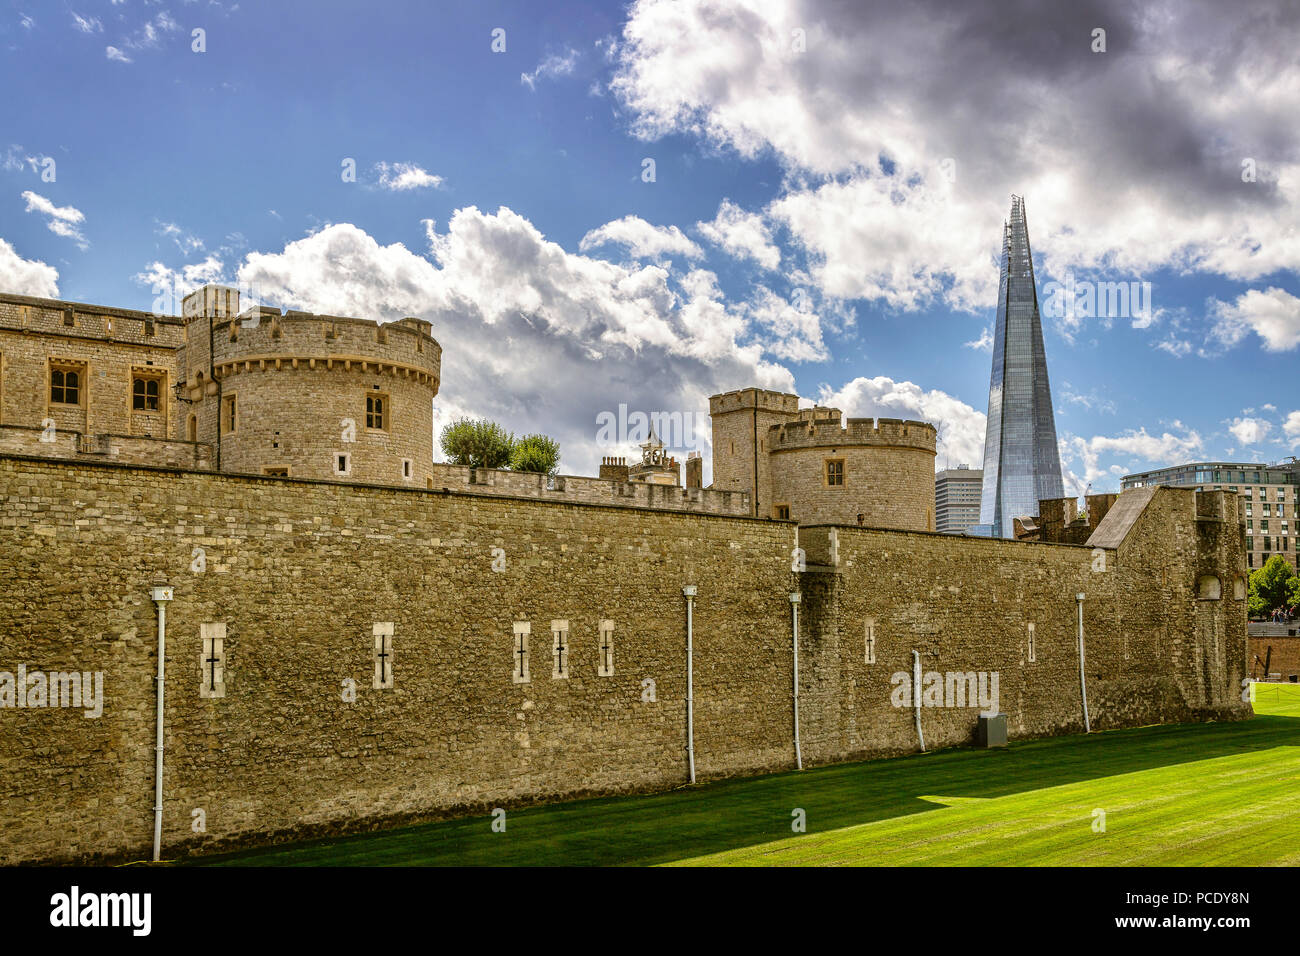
[825,459,845,487]
[864,618,876,664]
[335,452,351,477]
[774,503,790,520]
[187,414,197,442]
[132,374,161,410]
[365,391,388,430]
[49,364,82,405]
[263,467,289,477]
[401,458,413,481]
[1027,622,1036,663]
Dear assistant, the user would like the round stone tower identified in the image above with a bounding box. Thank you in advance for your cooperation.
[766,409,937,530]
[180,287,440,486]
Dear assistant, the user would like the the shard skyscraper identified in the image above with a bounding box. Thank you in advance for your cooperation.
[978,195,1065,538]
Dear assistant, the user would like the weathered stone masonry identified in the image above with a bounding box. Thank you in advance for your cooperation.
[0,455,1247,864]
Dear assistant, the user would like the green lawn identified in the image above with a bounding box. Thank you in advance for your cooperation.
[195,683,1300,867]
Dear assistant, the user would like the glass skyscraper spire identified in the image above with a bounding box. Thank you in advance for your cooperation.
[978,195,1065,538]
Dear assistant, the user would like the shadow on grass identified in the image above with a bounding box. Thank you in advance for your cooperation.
[193,704,1300,867]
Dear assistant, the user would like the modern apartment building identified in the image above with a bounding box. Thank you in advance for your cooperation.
[1122,460,1300,569]
[935,465,983,534]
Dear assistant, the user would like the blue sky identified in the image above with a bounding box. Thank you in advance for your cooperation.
[2,0,1298,489]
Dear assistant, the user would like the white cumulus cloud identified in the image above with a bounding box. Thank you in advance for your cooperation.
[374,162,444,191]
[0,237,59,297]
[579,215,703,262]
[21,190,87,248]
[816,375,987,469]
[1210,287,1300,352]
[1227,416,1272,445]
[696,199,780,271]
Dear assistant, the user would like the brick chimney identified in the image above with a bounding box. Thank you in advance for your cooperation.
[599,456,629,481]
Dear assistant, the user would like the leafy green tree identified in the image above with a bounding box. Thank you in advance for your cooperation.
[1248,555,1297,615]
[1289,574,1300,611]
[1248,588,1269,619]
[440,418,514,469]
[511,434,561,476]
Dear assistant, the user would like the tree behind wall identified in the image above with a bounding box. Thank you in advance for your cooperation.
[440,418,514,470]
[511,434,561,476]
[1248,554,1298,616]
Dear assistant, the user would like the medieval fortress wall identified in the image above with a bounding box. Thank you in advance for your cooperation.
[0,453,1247,864]
[0,285,1251,864]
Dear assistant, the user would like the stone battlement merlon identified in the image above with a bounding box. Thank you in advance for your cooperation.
[794,406,842,424]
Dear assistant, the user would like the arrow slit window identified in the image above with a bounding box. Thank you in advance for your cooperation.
[200,622,227,698]
[373,622,394,689]
[552,620,569,679]
[597,620,615,677]
[512,622,530,683]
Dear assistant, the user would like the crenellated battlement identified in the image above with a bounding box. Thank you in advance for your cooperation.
[708,388,801,416]
[770,415,937,452]
[208,309,440,388]
[0,291,186,348]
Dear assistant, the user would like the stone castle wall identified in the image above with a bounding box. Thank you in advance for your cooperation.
[766,415,937,529]
[0,423,213,470]
[769,440,936,530]
[795,486,1247,760]
[427,463,750,515]
[0,291,441,487]
[0,455,1248,864]
[709,388,801,516]
[1,294,185,441]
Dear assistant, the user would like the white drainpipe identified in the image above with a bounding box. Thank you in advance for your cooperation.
[789,592,803,771]
[912,649,926,752]
[682,585,697,784]
[150,585,173,862]
[1076,592,1091,733]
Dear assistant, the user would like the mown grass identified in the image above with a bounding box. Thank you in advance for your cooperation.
[195,683,1300,867]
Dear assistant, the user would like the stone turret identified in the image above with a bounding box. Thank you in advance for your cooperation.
[181,285,441,485]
